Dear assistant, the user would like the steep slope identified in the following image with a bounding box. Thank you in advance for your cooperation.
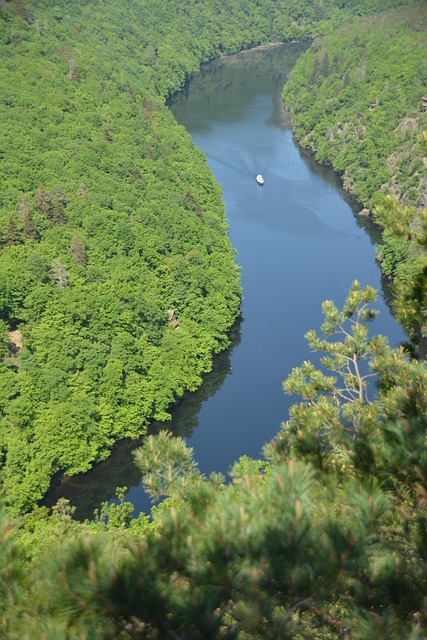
[0,0,412,513]
[283,2,427,344]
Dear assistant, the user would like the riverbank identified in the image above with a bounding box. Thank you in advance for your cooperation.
[282,3,427,350]
[49,43,407,519]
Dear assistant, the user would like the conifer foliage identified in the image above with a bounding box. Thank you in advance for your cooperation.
[1,285,425,639]
[0,0,426,636]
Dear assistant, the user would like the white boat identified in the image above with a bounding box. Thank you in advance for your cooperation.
[256,174,264,186]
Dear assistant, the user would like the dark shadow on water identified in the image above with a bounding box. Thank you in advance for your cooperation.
[169,42,309,133]
[294,139,385,246]
[42,41,413,523]
[41,318,242,521]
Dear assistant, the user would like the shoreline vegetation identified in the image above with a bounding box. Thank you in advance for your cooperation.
[283,2,427,349]
[1,1,426,637]
[0,0,414,517]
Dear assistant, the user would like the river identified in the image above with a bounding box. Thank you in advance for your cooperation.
[43,43,407,520]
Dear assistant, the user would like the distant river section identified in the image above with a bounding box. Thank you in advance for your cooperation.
[44,43,407,519]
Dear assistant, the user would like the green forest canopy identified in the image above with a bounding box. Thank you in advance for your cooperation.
[2,283,426,638]
[0,0,426,637]
[0,0,412,514]
[283,2,427,342]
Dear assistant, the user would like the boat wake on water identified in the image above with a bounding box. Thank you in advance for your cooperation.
[208,153,253,181]
[209,144,272,187]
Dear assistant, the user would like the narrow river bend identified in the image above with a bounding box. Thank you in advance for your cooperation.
[44,44,407,519]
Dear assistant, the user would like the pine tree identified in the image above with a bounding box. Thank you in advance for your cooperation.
[17,197,39,241]
[70,235,87,266]
[49,258,69,289]
[49,186,68,225]
[1,285,424,639]
[4,218,23,245]
[33,185,68,225]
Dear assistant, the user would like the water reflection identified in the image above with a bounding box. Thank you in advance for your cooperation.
[42,319,242,521]
[43,42,407,520]
[169,43,308,132]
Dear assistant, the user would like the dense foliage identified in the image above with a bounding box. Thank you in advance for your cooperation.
[374,195,427,344]
[283,2,427,344]
[283,2,426,206]
[1,284,426,638]
[0,0,247,514]
[1,0,426,636]
[0,0,410,514]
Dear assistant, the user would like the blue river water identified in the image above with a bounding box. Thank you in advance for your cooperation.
[44,44,407,519]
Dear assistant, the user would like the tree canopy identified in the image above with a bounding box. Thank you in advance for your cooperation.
[283,2,427,344]
[0,0,426,636]
[1,284,426,638]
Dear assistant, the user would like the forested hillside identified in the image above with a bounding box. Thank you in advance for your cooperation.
[283,2,427,345]
[1,0,426,637]
[2,285,426,638]
[0,0,246,516]
[0,0,408,514]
